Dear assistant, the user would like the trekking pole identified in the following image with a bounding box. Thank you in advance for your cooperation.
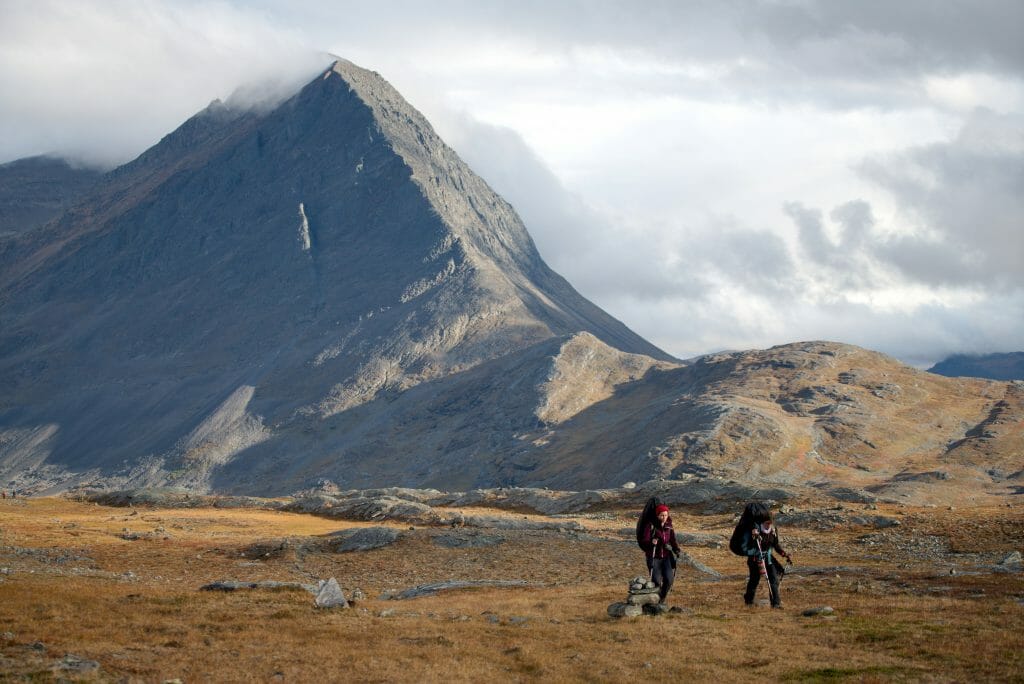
[754,535,775,605]
[650,538,657,581]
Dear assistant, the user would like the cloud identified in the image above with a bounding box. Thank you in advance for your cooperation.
[0,0,325,167]
[860,109,1024,291]
[1,0,1020,366]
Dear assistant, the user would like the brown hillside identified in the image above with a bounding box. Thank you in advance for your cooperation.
[528,341,1022,505]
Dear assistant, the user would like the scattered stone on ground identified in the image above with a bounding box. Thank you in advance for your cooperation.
[432,531,505,548]
[675,532,728,548]
[52,654,100,675]
[314,578,349,608]
[777,509,900,530]
[607,602,643,618]
[119,528,172,541]
[802,606,835,617]
[285,495,444,525]
[330,527,400,552]
[458,515,584,532]
[199,580,315,593]
[383,579,533,600]
[994,550,1022,573]
[678,550,721,577]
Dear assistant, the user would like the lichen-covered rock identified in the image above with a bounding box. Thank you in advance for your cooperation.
[607,602,643,618]
[314,578,348,608]
[330,527,400,552]
[627,591,661,606]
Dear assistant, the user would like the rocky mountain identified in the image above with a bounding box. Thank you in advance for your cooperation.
[929,352,1024,381]
[1,60,1021,504]
[0,60,669,494]
[0,156,101,237]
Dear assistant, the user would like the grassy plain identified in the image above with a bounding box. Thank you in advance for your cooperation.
[1,497,1021,682]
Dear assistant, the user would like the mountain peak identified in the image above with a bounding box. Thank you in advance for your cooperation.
[0,58,672,494]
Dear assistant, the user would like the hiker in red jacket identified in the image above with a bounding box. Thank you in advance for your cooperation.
[641,504,681,603]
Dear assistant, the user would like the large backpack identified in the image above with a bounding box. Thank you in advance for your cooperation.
[729,501,771,556]
[635,496,662,550]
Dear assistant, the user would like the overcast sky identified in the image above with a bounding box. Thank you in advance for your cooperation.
[2,0,1022,367]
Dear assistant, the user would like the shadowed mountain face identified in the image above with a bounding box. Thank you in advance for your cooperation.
[1,61,1021,503]
[929,353,1024,381]
[0,156,101,237]
[0,60,670,493]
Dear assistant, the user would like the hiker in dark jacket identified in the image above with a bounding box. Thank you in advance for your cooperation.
[641,504,682,603]
[740,511,790,608]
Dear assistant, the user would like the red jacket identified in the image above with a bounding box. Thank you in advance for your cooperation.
[642,520,681,559]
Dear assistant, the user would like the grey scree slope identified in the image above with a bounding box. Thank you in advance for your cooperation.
[0,59,677,495]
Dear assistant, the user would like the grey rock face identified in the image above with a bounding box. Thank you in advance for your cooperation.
[0,156,101,237]
[0,59,672,496]
[314,578,349,608]
[994,550,1023,573]
[607,602,643,618]
[801,606,835,617]
[52,654,101,675]
[331,527,400,552]
[384,579,531,600]
[200,580,313,593]
[627,591,661,606]
[777,510,900,531]
[677,550,721,578]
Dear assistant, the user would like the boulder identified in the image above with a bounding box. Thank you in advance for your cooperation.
[199,580,314,592]
[994,550,1023,573]
[677,550,721,577]
[385,579,531,600]
[52,654,101,675]
[801,606,835,617]
[607,602,643,618]
[627,591,661,606]
[314,578,349,608]
[331,527,400,552]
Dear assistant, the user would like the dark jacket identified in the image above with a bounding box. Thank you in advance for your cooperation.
[740,525,787,562]
[642,520,681,559]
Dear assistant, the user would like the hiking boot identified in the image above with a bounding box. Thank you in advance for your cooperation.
[771,603,784,609]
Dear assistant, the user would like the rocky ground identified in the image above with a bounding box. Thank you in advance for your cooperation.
[0,492,1021,681]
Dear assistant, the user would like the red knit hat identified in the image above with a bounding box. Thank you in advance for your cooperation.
[655,504,670,515]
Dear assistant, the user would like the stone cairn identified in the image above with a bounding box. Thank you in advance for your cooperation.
[607,576,671,618]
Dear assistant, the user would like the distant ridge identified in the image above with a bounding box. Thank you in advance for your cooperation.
[0,156,101,236]
[928,352,1024,381]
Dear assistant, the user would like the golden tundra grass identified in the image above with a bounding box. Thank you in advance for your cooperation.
[1,498,1022,682]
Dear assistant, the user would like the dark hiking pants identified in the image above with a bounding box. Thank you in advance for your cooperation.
[647,556,675,602]
[744,556,781,607]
